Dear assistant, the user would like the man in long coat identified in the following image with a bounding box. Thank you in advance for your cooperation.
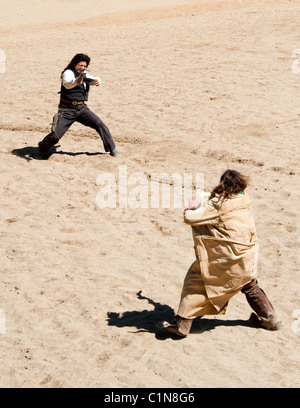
[161,171,282,337]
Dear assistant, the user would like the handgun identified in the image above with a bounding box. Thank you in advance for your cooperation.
[78,72,95,83]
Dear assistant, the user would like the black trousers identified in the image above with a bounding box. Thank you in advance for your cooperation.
[38,104,116,153]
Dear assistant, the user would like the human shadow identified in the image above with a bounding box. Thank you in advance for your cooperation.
[11,146,49,161]
[106,291,259,340]
[55,150,105,157]
[191,316,259,334]
[11,145,105,161]
[107,291,176,340]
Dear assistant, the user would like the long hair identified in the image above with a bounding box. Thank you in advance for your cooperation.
[60,53,91,79]
[210,170,249,200]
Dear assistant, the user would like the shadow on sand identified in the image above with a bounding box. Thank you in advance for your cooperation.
[106,291,258,340]
[11,145,105,161]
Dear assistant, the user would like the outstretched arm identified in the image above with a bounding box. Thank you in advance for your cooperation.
[84,71,102,86]
[184,200,220,226]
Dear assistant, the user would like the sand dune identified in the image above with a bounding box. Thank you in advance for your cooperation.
[0,0,299,388]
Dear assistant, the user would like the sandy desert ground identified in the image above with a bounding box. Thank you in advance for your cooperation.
[0,0,299,388]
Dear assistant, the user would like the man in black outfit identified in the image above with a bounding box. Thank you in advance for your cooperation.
[37,53,121,158]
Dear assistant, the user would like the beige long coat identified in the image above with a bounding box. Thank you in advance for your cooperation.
[177,192,258,319]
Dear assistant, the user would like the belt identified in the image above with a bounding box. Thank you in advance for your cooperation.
[60,99,85,106]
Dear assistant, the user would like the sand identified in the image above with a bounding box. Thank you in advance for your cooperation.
[0,0,299,388]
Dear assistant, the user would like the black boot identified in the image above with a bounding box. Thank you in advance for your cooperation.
[38,133,59,153]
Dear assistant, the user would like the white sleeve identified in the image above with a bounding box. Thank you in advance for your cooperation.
[62,69,77,89]
[84,71,102,85]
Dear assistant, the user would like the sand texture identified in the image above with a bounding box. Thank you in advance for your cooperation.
[0,0,299,388]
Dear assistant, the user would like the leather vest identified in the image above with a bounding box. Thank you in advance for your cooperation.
[59,68,90,102]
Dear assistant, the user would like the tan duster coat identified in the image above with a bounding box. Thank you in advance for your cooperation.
[177,192,258,319]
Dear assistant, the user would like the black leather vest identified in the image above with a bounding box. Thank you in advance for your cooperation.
[59,68,90,102]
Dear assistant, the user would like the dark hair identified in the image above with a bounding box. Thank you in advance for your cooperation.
[61,53,91,78]
[210,170,249,200]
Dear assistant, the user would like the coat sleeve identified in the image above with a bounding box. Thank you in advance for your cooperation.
[184,201,220,226]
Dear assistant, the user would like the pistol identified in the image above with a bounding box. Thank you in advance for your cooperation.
[78,72,95,83]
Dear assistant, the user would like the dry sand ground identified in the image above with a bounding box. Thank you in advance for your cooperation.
[0,0,299,388]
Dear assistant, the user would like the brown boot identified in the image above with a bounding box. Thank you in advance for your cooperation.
[158,316,193,337]
[259,313,282,330]
[242,279,282,331]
